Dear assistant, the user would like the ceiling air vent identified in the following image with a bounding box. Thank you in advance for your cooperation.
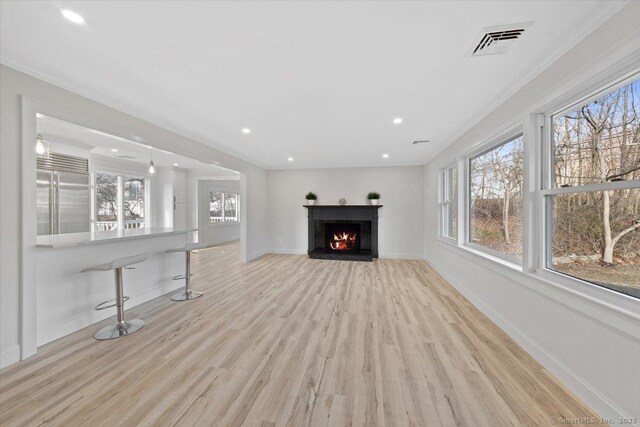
[117,155,137,160]
[471,22,532,56]
[413,140,430,145]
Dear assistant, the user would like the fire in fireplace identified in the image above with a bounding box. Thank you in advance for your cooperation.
[326,223,360,252]
[329,230,358,251]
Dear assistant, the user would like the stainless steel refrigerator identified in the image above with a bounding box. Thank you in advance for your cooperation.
[37,152,91,235]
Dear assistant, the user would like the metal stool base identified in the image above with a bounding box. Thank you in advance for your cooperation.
[171,290,203,301]
[95,319,144,340]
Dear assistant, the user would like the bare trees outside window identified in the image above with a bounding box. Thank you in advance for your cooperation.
[210,191,223,221]
[224,193,238,220]
[210,192,239,222]
[124,177,145,226]
[470,134,524,260]
[95,173,119,230]
[440,165,458,240]
[95,173,147,231]
[548,78,640,298]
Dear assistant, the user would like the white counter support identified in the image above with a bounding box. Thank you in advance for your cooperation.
[36,229,196,346]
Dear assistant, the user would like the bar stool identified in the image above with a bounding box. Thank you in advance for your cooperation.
[166,242,207,301]
[81,253,149,340]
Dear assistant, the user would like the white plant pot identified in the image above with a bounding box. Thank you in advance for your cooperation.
[307,199,316,205]
[369,199,379,205]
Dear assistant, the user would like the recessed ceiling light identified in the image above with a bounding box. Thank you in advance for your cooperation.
[110,148,118,152]
[242,128,251,134]
[287,157,294,162]
[393,118,403,125]
[382,153,389,158]
[173,163,179,166]
[60,9,85,25]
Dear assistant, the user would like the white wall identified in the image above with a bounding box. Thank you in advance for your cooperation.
[423,3,640,420]
[173,169,187,229]
[0,65,269,368]
[268,166,424,258]
[151,166,175,228]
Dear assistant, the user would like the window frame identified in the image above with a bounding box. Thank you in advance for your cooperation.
[93,171,149,231]
[438,163,458,243]
[465,131,525,266]
[536,71,640,296]
[209,191,240,223]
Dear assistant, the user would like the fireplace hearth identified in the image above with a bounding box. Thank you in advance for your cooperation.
[304,205,382,261]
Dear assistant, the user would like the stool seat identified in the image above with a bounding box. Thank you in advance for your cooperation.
[165,242,208,253]
[81,253,149,272]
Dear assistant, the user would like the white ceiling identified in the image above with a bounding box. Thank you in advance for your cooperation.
[1,1,627,169]
[37,114,239,174]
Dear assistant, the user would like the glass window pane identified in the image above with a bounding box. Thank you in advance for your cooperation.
[470,135,524,259]
[123,177,145,228]
[95,173,118,230]
[224,193,238,221]
[549,188,640,299]
[552,78,640,187]
[443,166,457,239]
[447,203,457,239]
[209,191,223,222]
[449,167,457,238]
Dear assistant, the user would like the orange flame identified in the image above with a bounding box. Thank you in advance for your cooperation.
[329,231,357,251]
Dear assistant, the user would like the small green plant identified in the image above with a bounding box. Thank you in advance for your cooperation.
[305,192,318,200]
[367,192,380,200]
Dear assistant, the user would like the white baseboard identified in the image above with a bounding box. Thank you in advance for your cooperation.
[204,237,240,247]
[379,252,423,260]
[37,281,183,347]
[269,248,306,255]
[0,344,21,370]
[268,248,423,259]
[247,248,271,261]
[423,254,631,421]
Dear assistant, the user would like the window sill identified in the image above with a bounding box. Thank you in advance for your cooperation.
[460,243,522,272]
[535,267,640,317]
[435,239,522,273]
[208,222,240,228]
[437,236,457,247]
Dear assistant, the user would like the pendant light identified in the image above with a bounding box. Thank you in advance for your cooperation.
[148,150,156,176]
[35,134,49,157]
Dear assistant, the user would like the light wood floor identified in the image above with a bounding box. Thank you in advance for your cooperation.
[0,241,596,426]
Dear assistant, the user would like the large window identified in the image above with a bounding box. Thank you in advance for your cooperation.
[210,191,239,223]
[545,77,640,298]
[442,72,640,301]
[440,165,458,240]
[95,173,147,231]
[469,134,524,260]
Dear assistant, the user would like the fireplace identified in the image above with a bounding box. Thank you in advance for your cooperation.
[304,205,381,261]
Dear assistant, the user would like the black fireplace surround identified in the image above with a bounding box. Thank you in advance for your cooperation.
[304,205,382,261]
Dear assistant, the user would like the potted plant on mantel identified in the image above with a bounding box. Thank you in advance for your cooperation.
[305,192,318,205]
[367,192,380,205]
